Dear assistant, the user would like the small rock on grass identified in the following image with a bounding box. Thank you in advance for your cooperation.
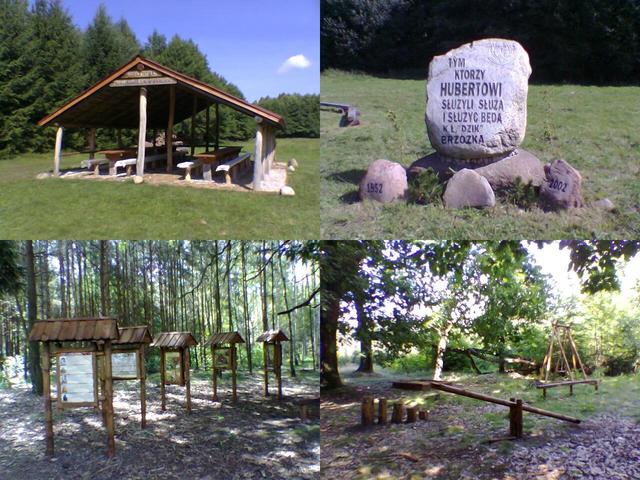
[280,186,295,196]
[443,169,495,208]
[359,159,407,203]
[539,159,583,210]
[593,198,615,212]
[288,158,299,168]
[133,175,144,184]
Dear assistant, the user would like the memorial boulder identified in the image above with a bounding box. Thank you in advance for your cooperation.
[359,159,407,203]
[539,159,584,210]
[443,169,495,209]
[426,39,531,159]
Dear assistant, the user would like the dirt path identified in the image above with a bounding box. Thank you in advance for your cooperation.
[320,375,640,479]
[0,373,319,480]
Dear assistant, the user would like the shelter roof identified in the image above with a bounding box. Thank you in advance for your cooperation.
[113,326,153,345]
[151,331,197,349]
[38,56,285,129]
[203,331,245,346]
[256,329,289,343]
[28,318,119,342]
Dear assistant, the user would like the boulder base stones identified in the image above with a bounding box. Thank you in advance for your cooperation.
[474,149,545,190]
[279,186,295,196]
[426,39,532,159]
[359,159,407,203]
[443,168,495,208]
[288,158,299,168]
[539,159,583,210]
[593,198,615,212]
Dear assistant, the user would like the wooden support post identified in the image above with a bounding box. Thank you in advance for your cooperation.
[509,397,517,436]
[205,104,210,152]
[406,406,418,423]
[275,343,283,400]
[215,103,220,150]
[361,396,374,426]
[378,398,388,425]
[253,121,264,191]
[166,84,175,173]
[42,342,54,456]
[392,401,404,423]
[203,163,212,181]
[136,87,147,179]
[555,329,574,381]
[185,347,192,413]
[419,410,429,421]
[212,346,218,401]
[53,126,63,176]
[160,347,166,411]
[515,399,523,438]
[190,96,197,157]
[509,398,523,439]
[231,344,238,403]
[543,388,547,399]
[569,384,573,396]
[104,340,115,457]
[263,343,269,396]
[139,346,146,428]
[88,128,96,160]
[263,127,271,175]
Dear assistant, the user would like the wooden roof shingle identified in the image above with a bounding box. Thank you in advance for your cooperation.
[151,332,197,349]
[204,331,245,346]
[256,329,289,343]
[113,326,153,345]
[28,318,119,342]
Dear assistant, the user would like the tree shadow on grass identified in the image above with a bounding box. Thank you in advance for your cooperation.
[327,169,364,204]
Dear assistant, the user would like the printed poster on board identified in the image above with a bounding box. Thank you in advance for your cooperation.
[59,352,96,404]
[112,351,138,379]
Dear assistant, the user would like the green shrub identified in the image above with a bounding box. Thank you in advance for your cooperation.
[407,168,443,205]
[499,177,538,209]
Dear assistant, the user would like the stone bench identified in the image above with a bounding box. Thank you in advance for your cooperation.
[81,158,109,175]
[177,159,202,181]
[112,153,170,176]
[215,152,251,185]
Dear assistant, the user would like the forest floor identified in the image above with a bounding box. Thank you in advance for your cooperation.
[321,71,640,238]
[0,370,319,479]
[321,365,640,479]
[0,138,319,238]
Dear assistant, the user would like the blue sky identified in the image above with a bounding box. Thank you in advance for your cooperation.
[50,0,319,102]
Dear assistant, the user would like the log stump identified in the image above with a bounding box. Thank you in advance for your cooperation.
[378,398,388,425]
[361,396,375,426]
[391,401,404,424]
[419,410,429,421]
[406,406,418,423]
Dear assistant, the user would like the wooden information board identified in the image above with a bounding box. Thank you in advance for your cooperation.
[57,352,98,408]
[214,348,230,369]
[112,351,138,379]
[164,351,183,385]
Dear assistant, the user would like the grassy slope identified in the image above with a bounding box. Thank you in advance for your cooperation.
[0,138,319,239]
[321,70,640,239]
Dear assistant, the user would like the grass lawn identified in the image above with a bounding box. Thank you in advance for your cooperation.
[0,138,318,239]
[321,70,640,239]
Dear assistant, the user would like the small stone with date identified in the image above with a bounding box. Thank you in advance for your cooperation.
[359,159,408,203]
[539,159,583,210]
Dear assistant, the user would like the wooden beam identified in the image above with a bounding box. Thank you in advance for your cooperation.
[276,343,283,400]
[215,103,220,150]
[205,104,210,153]
[166,84,175,173]
[212,346,218,401]
[136,87,147,179]
[263,342,269,396]
[88,128,96,160]
[104,339,115,457]
[139,346,146,428]
[185,347,192,413]
[253,123,264,191]
[42,342,54,456]
[536,379,599,389]
[190,96,197,157]
[231,344,238,403]
[53,126,63,176]
[160,347,166,411]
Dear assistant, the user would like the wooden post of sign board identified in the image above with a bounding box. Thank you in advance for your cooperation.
[160,347,166,411]
[253,120,264,191]
[211,345,219,401]
[185,347,192,413]
[231,344,238,403]
[42,342,54,456]
[139,346,146,428]
[88,128,96,160]
[104,339,115,457]
[190,96,197,157]
[136,87,147,179]
[275,343,283,400]
[117,129,123,148]
[215,103,220,151]
[205,104,210,152]
[53,126,63,176]
[263,344,269,396]
[166,84,175,172]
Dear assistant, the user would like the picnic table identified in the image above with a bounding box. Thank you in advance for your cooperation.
[95,147,174,175]
[193,146,242,180]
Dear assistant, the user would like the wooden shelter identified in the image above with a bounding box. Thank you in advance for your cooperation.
[112,326,153,427]
[28,318,119,457]
[538,323,598,397]
[38,55,284,190]
[256,329,289,400]
[151,332,197,413]
[203,332,245,403]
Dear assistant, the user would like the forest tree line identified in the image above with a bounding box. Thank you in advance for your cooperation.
[321,0,640,84]
[320,240,640,389]
[0,240,320,394]
[0,0,319,158]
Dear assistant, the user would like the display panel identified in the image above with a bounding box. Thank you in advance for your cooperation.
[112,351,138,379]
[164,351,183,385]
[57,352,97,407]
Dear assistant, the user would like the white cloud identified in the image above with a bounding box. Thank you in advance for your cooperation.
[277,54,311,74]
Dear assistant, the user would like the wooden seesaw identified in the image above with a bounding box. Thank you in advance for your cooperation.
[391,380,580,440]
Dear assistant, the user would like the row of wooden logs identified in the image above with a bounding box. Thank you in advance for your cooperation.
[361,396,429,426]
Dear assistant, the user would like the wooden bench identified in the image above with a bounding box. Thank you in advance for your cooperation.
[177,160,202,181]
[112,153,170,176]
[215,152,251,185]
[81,158,109,175]
[535,379,599,398]
[293,397,320,421]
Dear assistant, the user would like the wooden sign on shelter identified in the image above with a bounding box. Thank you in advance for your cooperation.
[256,329,289,400]
[111,326,153,427]
[203,332,245,403]
[151,332,197,413]
[29,317,119,457]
